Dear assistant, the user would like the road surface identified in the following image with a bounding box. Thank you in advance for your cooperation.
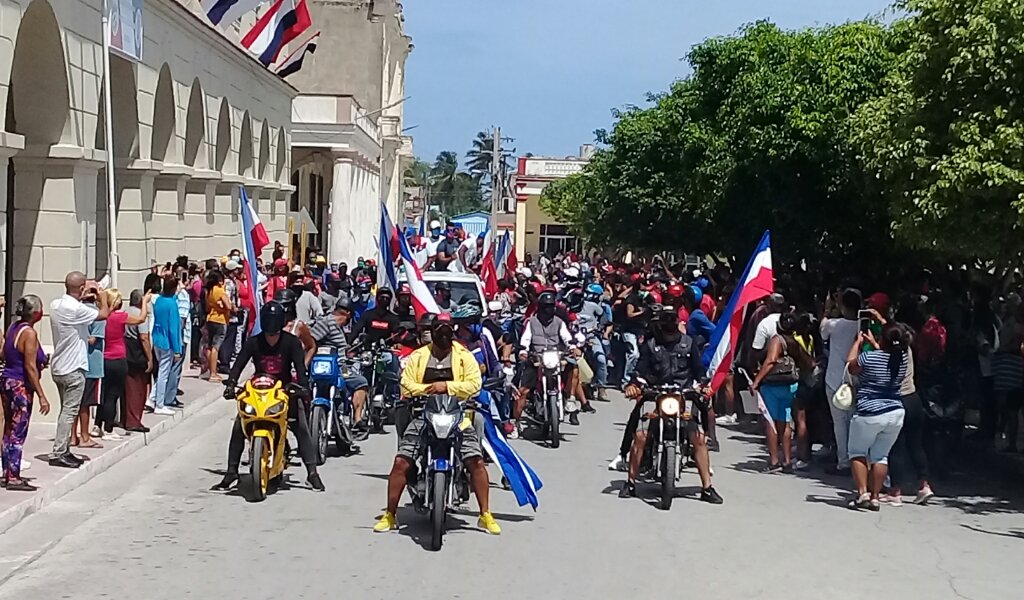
[0,392,1021,599]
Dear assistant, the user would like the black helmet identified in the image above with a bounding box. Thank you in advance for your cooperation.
[272,288,297,309]
[333,296,353,313]
[417,312,436,330]
[376,287,394,304]
[537,291,557,307]
[260,302,288,336]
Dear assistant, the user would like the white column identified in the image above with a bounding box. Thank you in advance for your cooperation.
[330,157,353,262]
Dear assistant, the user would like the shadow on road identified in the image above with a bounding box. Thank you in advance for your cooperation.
[959,524,1024,540]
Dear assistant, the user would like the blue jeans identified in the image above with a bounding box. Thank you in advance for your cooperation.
[586,334,608,387]
[154,347,182,409]
[622,332,640,383]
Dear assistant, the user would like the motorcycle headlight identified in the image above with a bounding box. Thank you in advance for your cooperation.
[265,401,287,416]
[659,395,680,416]
[542,350,561,369]
[360,351,373,364]
[311,361,334,376]
[429,412,458,439]
[240,402,257,415]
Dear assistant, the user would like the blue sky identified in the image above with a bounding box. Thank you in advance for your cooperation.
[403,0,895,162]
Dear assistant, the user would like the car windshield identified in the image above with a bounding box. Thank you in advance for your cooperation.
[426,280,480,307]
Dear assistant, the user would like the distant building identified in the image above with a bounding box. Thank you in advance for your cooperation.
[513,147,592,259]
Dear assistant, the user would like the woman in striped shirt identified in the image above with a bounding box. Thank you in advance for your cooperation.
[846,323,909,510]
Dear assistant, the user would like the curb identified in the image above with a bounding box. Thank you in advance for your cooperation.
[0,387,224,535]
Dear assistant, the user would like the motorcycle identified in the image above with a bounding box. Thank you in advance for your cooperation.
[640,384,703,510]
[524,346,572,448]
[405,394,474,551]
[308,347,362,463]
[359,339,401,434]
[232,375,296,502]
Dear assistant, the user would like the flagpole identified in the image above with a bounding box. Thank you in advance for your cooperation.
[102,0,119,287]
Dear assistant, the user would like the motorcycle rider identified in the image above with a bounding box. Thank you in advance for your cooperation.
[309,297,371,440]
[615,305,722,504]
[350,280,374,320]
[349,287,402,345]
[513,290,578,432]
[274,289,317,365]
[394,285,417,330]
[578,283,611,400]
[214,301,325,492]
[373,314,501,535]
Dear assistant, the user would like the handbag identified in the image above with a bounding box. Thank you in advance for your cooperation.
[763,342,799,385]
[831,363,854,410]
[125,325,148,373]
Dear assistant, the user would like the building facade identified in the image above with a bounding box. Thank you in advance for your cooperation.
[0,0,296,341]
[288,0,413,263]
[513,147,592,259]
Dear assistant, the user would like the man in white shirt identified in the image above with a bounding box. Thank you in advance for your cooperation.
[49,271,111,467]
[453,233,485,274]
[423,220,442,270]
[820,288,862,474]
[751,294,787,356]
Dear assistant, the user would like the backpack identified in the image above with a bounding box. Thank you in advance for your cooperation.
[192,287,207,328]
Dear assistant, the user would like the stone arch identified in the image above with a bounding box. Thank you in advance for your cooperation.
[214,97,231,172]
[275,126,287,182]
[151,63,176,163]
[9,0,71,148]
[238,110,253,177]
[96,54,139,160]
[183,78,205,167]
[257,119,270,179]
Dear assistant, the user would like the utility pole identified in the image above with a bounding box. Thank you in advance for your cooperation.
[490,125,501,233]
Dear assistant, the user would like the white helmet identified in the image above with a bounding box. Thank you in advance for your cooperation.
[430,219,441,230]
[564,266,580,280]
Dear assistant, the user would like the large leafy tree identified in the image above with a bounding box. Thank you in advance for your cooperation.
[544,21,903,270]
[854,0,1024,264]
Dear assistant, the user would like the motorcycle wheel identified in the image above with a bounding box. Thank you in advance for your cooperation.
[430,471,447,551]
[660,445,676,510]
[547,394,561,449]
[311,405,329,466]
[249,437,269,502]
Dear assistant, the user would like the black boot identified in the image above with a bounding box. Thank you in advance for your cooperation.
[212,472,238,490]
[307,472,326,492]
[618,481,636,498]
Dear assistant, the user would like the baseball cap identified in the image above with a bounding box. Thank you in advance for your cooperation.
[225,260,240,271]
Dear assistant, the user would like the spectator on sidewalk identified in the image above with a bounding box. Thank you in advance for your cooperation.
[97,290,149,439]
[217,261,242,374]
[174,267,191,384]
[1,295,51,490]
[49,271,111,468]
[153,275,184,416]
[203,270,234,383]
[821,288,861,475]
[77,303,105,448]
[123,290,153,433]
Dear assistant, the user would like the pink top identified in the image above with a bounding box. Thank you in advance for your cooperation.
[103,311,128,360]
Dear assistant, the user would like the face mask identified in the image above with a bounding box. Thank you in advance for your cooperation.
[538,306,555,320]
[432,328,453,351]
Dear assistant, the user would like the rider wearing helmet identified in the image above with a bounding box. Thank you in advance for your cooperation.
[215,301,325,492]
[351,279,374,320]
[394,285,416,329]
[684,285,714,344]
[514,291,576,434]
[309,297,371,439]
[350,287,401,346]
[577,283,611,397]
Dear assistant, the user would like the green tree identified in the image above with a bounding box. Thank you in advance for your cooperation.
[543,21,903,270]
[854,0,1024,264]
[428,150,485,216]
[465,131,494,180]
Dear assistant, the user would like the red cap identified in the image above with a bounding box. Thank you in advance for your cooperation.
[866,292,891,313]
[273,258,287,268]
[666,283,684,298]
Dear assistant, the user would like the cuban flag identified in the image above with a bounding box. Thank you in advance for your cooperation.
[378,204,400,291]
[476,390,543,510]
[495,230,514,279]
[275,31,318,78]
[241,0,312,67]
[239,187,268,333]
[703,231,774,394]
[203,0,265,28]
[396,230,441,317]
[479,226,499,298]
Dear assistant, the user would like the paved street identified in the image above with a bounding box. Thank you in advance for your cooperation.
[0,392,1021,600]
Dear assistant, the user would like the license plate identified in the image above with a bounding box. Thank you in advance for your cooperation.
[683,400,693,420]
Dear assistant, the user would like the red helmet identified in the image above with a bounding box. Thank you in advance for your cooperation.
[530,281,545,295]
[666,283,685,298]
[647,290,663,305]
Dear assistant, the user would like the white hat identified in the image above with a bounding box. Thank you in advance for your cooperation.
[225,260,241,271]
[430,219,441,229]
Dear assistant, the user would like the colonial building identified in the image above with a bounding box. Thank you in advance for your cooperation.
[513,146,593,258]
[287,0,413,263]
[0,0,296,341]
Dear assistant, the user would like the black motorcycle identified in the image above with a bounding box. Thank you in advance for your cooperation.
[405,395,473,551]
[356,338,401,434]
[640,385,705,510]
[524,346,568,448]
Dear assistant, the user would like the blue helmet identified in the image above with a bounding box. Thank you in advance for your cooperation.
[586,283,604,297]
[688,285,704,304]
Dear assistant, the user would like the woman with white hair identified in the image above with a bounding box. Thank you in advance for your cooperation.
[1,295,51,490]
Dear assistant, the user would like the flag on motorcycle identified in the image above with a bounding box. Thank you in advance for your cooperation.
[703,230,774,394]
[239,186,266,334]
[377,203,400,291]
[396,228,441,317]
[479,226,499,298]
[477,391,543,510]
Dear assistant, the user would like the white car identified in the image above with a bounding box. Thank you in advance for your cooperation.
[398,270,489,316]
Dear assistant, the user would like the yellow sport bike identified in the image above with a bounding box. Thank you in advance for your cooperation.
[234,375,293,502]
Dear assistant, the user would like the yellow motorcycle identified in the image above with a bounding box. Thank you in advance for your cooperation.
[234,375,292,502]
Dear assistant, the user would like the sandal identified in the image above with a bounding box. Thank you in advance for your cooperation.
[79,440,104,449]
[4,479,38,492]
[848,492,871,510]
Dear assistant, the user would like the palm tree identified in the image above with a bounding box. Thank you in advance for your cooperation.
[465,131,494,181]
[430,151,460,195]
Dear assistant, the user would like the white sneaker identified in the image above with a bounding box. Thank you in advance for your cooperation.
[101,432,123,441]
[20,459,30,472]
[90,426,103,438]
[154,407,175,416]
[608,455,627,471]
[715,414,738,426]
[794,459,810,471]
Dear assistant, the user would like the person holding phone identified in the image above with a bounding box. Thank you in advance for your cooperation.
[820,287,862,475]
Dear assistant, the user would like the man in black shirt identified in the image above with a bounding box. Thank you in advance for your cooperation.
[349,287,402,345]
[214,301,325,492]
[394,285,416,329]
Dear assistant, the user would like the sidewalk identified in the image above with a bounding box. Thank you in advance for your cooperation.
[0,369,224,534]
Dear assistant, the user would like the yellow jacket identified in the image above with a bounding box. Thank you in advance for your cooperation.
[400,342,482,400]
